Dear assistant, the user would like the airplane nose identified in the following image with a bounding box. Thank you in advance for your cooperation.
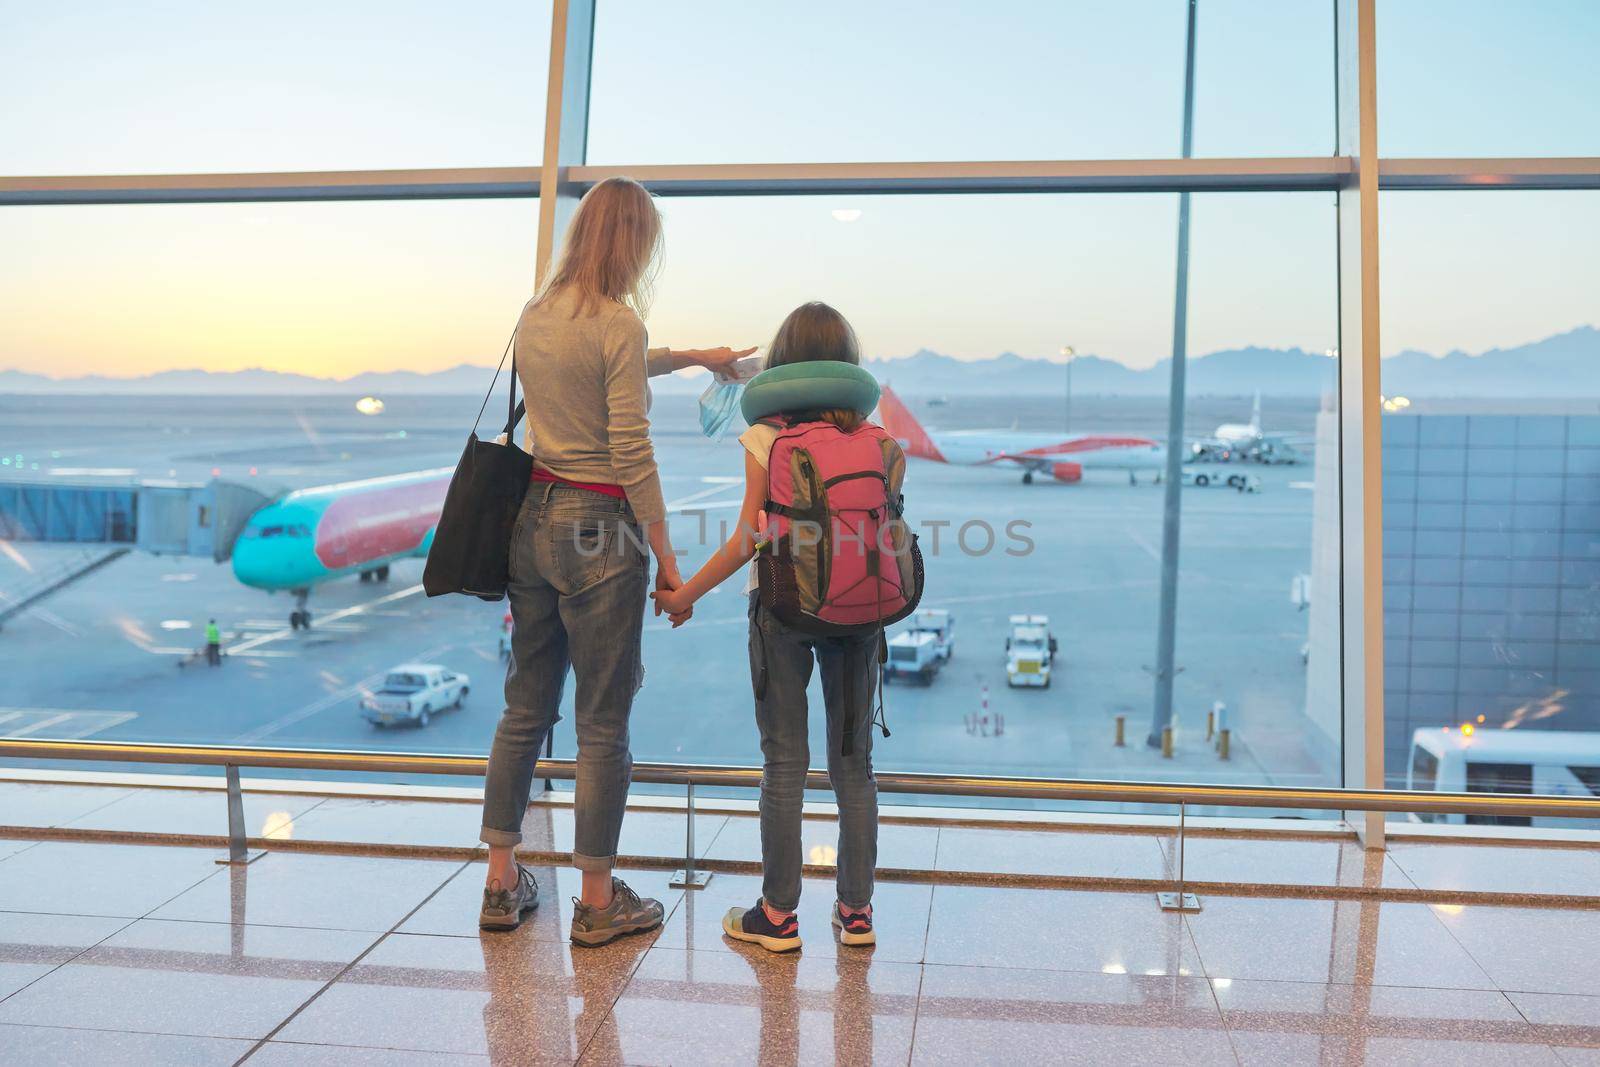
[230,540,274,587]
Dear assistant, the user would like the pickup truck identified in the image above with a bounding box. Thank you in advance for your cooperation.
[884,609,955,685]
[1005,614,1057,688]
[360,664,470,728]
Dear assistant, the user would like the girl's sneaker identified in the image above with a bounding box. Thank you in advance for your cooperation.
[722,900,802,953]
[833,902,875,946]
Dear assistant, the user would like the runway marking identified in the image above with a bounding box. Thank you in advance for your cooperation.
[1127,529,1160,562]
[666,483,744,510]
[233,639,454,744]
[9,713,74,736]
[225,583,426,656]
[0,709,138,739]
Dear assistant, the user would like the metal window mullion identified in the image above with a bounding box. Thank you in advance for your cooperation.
[7,157,1597,207]
[1335,0,1386,850]
[532,0,596,289]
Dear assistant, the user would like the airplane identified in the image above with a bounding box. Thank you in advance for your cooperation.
[230,468,452,629]
[876,385,1167,485]
[1195,392,1309,464]
[227,461,739,630]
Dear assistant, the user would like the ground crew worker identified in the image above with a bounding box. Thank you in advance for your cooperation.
[205,618,222,666]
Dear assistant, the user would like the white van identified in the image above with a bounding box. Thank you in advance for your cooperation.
[1407,728,1600,828]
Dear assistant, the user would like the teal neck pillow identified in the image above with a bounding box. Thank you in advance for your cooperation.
[740,361,881,426]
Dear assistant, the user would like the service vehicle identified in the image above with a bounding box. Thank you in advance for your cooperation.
[1005,614,1057,688]
[360,663,470,728]
[1182,469,1261,493]
[885,609,956,685]
[1407,727,1600,828]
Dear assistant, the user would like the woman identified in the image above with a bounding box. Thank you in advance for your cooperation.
[478,176,752,943]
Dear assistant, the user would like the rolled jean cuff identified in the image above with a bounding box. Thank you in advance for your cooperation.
[479,826,522,847]
[571,849,615,873]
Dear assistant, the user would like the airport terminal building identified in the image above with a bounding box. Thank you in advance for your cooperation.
[1306,411,1600,785]
[4,2,1600,1064]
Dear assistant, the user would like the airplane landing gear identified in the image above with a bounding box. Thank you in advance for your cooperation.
[359,565,392,583]
[1022,470,1034,485]
[289,590,313,630]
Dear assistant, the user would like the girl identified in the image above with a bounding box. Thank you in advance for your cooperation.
[478,176,754,943]
[652,301,881,952]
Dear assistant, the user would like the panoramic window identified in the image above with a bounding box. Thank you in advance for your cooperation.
[0,199,537,761]
[1380,191,1600,815]
[588,0,1333,163]
[0,1,552,173]
[1378,0,1600,157]
[535,191,1340,798]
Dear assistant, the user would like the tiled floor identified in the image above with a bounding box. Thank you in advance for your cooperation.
[5,832,1600,1065]
[7,780,1600,1064]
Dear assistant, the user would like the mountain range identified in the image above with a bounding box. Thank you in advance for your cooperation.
[2,325,1595,398]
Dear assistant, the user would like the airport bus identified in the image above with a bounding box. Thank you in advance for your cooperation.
[1407,727,1600,828]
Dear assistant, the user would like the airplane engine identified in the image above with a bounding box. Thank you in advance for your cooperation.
[1050,462,1083,483]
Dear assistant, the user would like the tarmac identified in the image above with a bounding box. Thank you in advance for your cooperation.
[0,391,1331,806]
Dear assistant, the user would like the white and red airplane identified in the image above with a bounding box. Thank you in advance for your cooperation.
[876,385,1167,484]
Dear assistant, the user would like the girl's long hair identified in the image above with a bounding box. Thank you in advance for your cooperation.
[533,177,663,317]
[764,301,865,432]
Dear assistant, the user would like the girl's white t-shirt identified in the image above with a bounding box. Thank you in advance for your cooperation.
[736,422,780,594]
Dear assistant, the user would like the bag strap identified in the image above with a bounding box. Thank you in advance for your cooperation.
[472,323,523,440]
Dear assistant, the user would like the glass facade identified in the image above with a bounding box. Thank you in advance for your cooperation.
[588,0,1333,163]
[1377,191,1600,817]
[0,1,554,173]
[1,1,1596,821]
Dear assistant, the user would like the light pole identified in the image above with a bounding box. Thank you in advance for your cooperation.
[1060,345,1076,432]
[1149,0,1198,749]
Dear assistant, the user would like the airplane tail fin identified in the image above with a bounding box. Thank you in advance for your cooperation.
[876,384,944,462]
[1251,390,1262,432]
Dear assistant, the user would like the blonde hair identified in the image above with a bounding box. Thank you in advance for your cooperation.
[766,301,865,432]
[534,177,663,317]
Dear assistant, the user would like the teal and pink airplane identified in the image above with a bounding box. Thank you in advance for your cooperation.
[230,467,452,629]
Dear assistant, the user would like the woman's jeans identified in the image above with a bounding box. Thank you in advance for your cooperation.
[480,484,647,870]
[748,592,878,913]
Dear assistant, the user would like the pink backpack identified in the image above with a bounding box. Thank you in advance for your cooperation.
[756,416,923,637]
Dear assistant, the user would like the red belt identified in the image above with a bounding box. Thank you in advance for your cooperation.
[530,466,626,500]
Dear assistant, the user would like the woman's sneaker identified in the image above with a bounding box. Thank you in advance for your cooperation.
[833,902,875,946]
[570,878,665,947]
[479,865,540,931]
[722,900,802,953]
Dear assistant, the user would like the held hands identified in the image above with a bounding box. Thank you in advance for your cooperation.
[651,561,694,628]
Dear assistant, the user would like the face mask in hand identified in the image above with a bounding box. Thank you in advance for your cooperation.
[698,379,745,440]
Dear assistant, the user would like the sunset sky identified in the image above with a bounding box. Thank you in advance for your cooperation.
[1,1,1595,380]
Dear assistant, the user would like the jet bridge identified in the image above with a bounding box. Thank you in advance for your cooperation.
[0,478,279,627]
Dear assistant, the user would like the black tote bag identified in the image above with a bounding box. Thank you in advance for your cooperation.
[423,333,533,600]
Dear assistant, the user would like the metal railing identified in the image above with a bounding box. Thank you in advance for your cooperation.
[6,737,1600,908]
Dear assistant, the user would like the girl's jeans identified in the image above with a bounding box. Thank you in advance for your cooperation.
[480,484,646,870]
[748,592,878,913]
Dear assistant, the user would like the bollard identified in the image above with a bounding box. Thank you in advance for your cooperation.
[1161,724,1174,759]
[1114,715,1126,747]
[1218,728,1231,760]
[1206,709,1215,742]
